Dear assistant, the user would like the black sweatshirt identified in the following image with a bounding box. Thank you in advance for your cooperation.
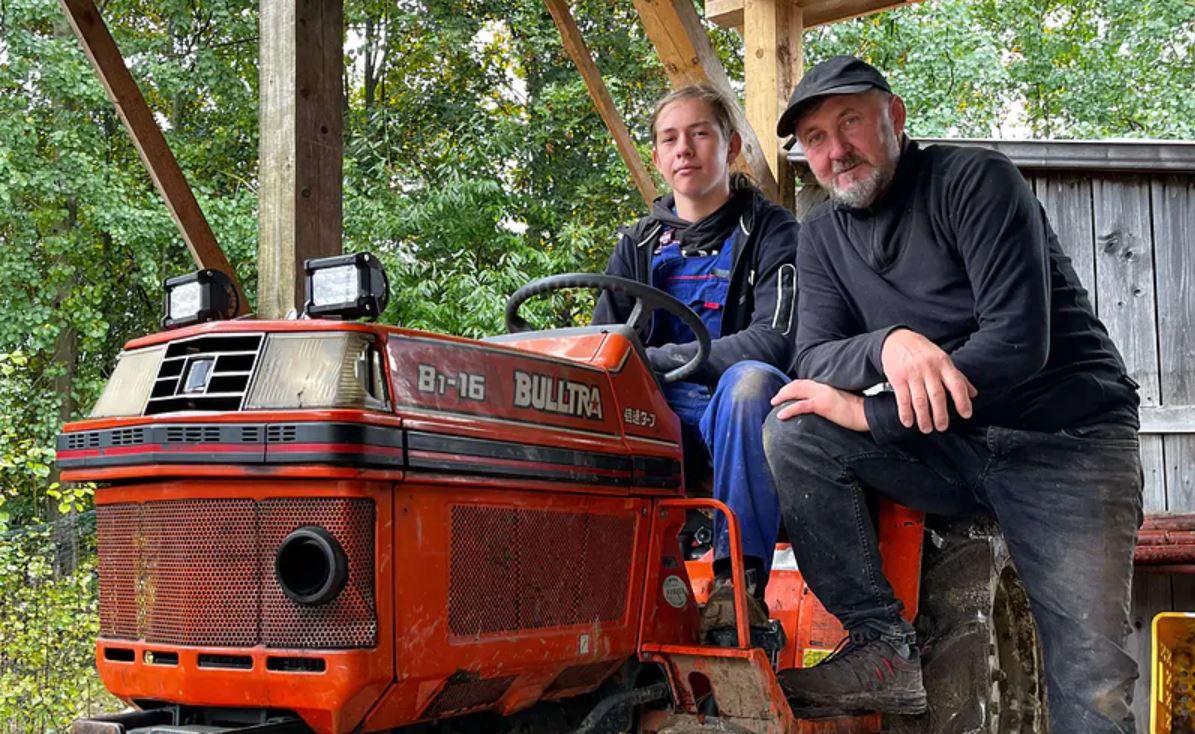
[594,184,799,385]
[796,140,1139,444]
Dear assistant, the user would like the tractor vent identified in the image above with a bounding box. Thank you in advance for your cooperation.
[423,675,517,718]
[145,333,264,414]
[96,497,375,649]
[544,661,621,696]
[447,506,635,637]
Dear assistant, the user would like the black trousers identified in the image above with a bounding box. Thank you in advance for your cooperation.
[763,412,1143,734]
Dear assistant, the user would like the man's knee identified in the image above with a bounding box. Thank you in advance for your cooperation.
[763,411,845,458]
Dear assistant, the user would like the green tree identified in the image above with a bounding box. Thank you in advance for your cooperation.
[0,0,257,728]
[805,0,1195,139]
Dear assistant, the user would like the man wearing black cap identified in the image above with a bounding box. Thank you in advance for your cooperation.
[762,55,1143,733]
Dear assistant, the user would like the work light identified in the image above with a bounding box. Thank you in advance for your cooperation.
[162,269,239,329]
[303,253,389,321]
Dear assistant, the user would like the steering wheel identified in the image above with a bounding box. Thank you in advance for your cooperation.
[505,273,711,384]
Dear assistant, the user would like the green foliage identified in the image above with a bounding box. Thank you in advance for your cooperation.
[807,0,1195,139]
[0,516,120,732]
[341,0,665,335]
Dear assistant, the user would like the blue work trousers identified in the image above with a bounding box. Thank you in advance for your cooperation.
[663,360,788,575]
[763,412,1143,734]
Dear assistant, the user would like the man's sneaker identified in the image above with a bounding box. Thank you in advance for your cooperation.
[777,633,927,715]
[699,581,770,643]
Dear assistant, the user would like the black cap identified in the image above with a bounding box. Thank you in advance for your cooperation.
[776,56,892,138]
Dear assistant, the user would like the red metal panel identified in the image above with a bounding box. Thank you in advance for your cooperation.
[364,486,649,731]
[142,499,258,647]
[92,480,394,734]
[446,506,633,636]
[96,495,376,649]
[96,504,139,640]
[261,498,376,648]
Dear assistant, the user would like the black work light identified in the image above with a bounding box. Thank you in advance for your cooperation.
[162,269,239,329]
[303,252,390,321]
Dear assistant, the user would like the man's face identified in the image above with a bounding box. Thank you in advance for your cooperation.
[652,98,739,203]
[795,90,906,209]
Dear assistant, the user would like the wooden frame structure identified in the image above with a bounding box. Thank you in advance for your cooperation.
[58,0,920,309]
[614,0,920,206]
[58,0,248,313]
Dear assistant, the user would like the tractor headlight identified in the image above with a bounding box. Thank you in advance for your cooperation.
[244,332,387,410]
[162,269,239,329]
[304,253,389,321]
[88,345,166,418]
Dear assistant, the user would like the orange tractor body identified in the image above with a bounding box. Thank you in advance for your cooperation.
[61,317,923,734]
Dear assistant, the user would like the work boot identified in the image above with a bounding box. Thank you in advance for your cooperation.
[699,576,770,643]
[777,630,927,716]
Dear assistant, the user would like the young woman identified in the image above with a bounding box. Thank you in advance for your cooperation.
[593,84,798,637]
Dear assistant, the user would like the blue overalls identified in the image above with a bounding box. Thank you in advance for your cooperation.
[651,228,786,584]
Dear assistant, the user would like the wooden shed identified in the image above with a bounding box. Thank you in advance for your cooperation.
[794,138,1195,725]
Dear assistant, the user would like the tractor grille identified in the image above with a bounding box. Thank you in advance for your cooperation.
[261,499,376,648]
[447,506,635,636]
[145,334,264,414]
[142,499,259,646]
[97,506,140,640]
[545,661,620,695]
[423,675,516,718]
[97,498,375,649]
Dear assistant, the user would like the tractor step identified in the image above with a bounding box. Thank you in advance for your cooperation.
[72,708,310,734]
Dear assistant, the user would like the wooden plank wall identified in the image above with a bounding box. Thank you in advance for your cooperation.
[1031,169,1195,728]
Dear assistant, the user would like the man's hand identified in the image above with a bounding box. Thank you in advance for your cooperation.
[881,328,978,433]
[770,379,869,431]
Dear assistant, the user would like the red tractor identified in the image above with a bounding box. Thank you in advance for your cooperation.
[63,256,1043,734]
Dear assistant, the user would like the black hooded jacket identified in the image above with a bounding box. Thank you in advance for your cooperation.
[593,181,799,385]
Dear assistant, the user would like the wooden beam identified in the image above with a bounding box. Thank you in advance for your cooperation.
[258,0,344,319]
[544,0,658,205]
[58,0,247,314]
[744,0,802,207]
[707,0,919,31]
[632,0,780,202]
[1140,406,1195,435]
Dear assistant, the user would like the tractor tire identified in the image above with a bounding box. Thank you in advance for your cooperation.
[885,518,1048,734]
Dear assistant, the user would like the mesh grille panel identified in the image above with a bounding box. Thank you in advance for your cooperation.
[261,498,376,648]
[447,507,520,634]
[97,505,139,639]
[423,676,516,718]
[577,514,636,622]
[95,497,375,649]
[448,506,635,636]
[143,499,259,646]
[518,510,587,629]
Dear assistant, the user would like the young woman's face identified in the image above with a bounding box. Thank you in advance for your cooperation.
[651,98,739,204]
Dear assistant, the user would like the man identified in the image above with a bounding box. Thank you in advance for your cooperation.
[763,56,1142,733]
[594,85,798,637]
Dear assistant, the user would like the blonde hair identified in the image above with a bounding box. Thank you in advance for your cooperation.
[649,84,740,145]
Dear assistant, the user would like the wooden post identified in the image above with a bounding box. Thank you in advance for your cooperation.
[631,0,780,202]
[58,0,247,313]
[544,0,658,206]
[258,0,344,319]
[744,0,803,207]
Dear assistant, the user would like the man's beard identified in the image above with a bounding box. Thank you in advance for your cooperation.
[819,127,901,209]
